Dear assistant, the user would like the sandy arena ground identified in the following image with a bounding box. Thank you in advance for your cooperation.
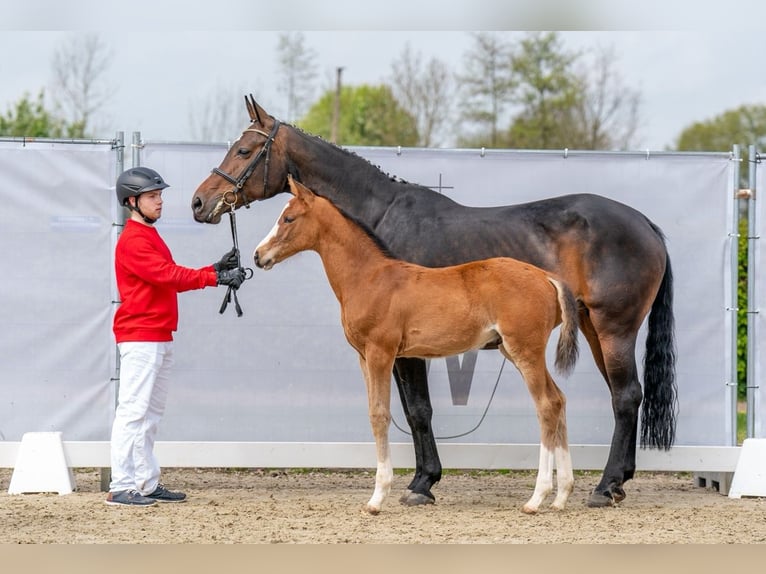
[1,467,765,544]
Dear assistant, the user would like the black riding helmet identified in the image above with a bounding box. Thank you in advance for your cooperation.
[116,166,169,223]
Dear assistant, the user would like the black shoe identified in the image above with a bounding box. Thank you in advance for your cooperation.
[105,489,157,506]
[146,483,187,503]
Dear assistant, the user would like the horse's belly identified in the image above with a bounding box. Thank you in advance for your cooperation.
[398,326,498,359]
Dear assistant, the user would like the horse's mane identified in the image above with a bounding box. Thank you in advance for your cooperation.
[330,200,398,261]
[289,121,413,186]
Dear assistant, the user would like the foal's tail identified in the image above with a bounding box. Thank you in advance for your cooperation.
[640,234,678,450]
[549,277,580,376]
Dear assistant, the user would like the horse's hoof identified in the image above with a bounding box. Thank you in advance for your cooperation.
[612,487,626,503]
[399,489,413,504]
[399,491,435,507]
[586,491,615,508]
[520,505,538,515]
[364,504,381,515]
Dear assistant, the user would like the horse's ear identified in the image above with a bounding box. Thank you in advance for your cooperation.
[245,94,258,123]
[288,176,313,203]
[244,93,267,125]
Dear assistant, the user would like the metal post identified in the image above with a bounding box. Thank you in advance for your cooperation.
[132,131,142,167]
[103,131,126,491]
[331,67,344,144]
[746,145,760,438]
[729,145,741,446]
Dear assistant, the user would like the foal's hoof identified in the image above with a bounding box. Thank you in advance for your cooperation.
[586,490,616,508]
[612,486,626,503]
[399,490,435,507]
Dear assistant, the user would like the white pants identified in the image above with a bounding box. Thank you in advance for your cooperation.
[109,341,174,495]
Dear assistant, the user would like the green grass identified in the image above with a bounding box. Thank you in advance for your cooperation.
[738,411,747,445]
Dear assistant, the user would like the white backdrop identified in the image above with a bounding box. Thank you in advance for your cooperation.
[0,140,117,442]
[143,143,736,447]
[0,139,738,451]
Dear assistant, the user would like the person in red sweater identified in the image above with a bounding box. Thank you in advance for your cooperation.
[106,166,245,507]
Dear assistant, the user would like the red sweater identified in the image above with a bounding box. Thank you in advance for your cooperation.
[113,219,218,343]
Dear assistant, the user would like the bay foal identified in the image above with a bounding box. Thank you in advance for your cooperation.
[255,177,580,514]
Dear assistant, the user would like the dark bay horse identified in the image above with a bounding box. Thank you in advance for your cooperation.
[191,96,677,508]
[255,176,579,514]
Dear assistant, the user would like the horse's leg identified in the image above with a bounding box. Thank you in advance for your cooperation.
[360,352,395,515]
[550,405,574,511]
[580,310,642,507]
[503,346,571,514]
[393,357,441,506]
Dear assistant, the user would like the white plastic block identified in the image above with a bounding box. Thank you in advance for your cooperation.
[7,431,76,495]
[728,438,766,499]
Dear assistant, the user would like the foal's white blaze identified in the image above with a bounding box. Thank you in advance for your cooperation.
[254,203,288,269]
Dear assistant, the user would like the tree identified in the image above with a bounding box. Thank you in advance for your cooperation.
[574,44,641,150]
[0,91,78,137]
[189,84,251,142]
[276,32,318,123]
[389,42,454,147]
[675,104,766,152]
[456,32,515,147]
[298,85,418,146]
[505,32,583,149]
[50,33,114,137]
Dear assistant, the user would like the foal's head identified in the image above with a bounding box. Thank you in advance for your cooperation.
[254,176,320,270]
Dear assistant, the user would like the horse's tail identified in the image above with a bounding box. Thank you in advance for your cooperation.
[640,235,678,450]
[549,277,580,376]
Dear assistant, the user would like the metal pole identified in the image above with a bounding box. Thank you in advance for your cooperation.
[132,131,142,167]
[331,67,344,143]
[104,131,126,492]
[746,145,760,438]
[729,145,741,445]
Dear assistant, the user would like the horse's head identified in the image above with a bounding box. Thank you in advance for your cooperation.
[254,176,319,270]
[191,95,288,224]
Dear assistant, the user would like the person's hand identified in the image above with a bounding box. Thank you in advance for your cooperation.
[213,248,239,272]
[217,267,246,289]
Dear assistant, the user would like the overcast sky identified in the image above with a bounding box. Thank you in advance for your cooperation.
[2,1,765,150]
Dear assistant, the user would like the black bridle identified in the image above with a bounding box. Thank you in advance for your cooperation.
[211,118,281,211]
[212,119,281,316]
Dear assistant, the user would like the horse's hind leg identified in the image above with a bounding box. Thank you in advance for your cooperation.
[393,357,441,506]
[506,348,572,514]
[581,311,642,507]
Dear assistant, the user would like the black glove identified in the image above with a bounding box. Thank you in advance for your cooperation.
[217,267,246,289]
[213,248,239,272]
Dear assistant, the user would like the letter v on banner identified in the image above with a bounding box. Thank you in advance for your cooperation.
[445,351,478,405]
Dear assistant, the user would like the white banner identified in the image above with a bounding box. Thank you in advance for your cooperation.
[0,141,117,441]
[0,140,736,449]
[143,144,735,447]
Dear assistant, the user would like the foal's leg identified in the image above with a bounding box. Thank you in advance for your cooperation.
[359,352,395,515]
[506,349,573,514]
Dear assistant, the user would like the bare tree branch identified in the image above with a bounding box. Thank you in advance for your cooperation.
[50,33,114,136]
[389,42,454,147]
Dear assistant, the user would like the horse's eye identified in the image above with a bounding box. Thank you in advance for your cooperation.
[237,147,250,157]
[283,216,294,224]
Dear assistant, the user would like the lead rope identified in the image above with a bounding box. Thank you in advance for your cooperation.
[219,199,253,317]
[390,357,506,440]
